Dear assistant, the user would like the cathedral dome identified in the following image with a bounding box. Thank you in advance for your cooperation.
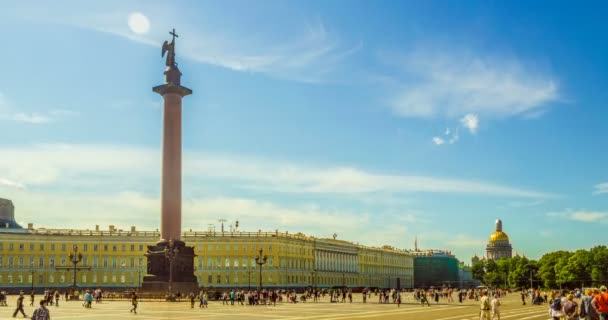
[485,219,513,260]
[489,231,509,243]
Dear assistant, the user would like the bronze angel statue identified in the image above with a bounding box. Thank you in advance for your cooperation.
[162,29,178,67]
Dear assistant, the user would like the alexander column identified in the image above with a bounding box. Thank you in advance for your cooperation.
[142,29,198,295]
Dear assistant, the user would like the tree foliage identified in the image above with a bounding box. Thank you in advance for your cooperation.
[470,246,608,289]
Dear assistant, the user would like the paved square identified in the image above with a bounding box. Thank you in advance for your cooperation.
[0,293,554,320]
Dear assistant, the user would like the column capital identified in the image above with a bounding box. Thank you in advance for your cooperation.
[153,83,193,97]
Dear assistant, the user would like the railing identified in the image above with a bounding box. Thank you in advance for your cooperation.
[2,228,422,255]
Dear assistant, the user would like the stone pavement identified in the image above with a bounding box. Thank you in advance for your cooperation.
[0,293,554,320]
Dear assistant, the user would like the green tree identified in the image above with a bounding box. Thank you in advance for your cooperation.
[590,246,608,285]
[538,251,571,289]
[472,260,486,282]
[483,271,502,287]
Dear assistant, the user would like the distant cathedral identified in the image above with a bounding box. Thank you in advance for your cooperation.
[472,219,513,264]
[485,219,513,260]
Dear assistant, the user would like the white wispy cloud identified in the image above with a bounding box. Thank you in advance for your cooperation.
[571,211,608,222]
[4,189,379,244]
[593,183,608,195]
[547,209,608,223]
[461,113,479,134]
[0,93,78,124]
[389,50,559,119]
[0,178,25,189]
[507,199,544,208]
[432,137,445,145]
[432,127,459,146]
[417,232,485,253]
[0,144,555,199]
[11,112,51,124]
[17,4,361,83]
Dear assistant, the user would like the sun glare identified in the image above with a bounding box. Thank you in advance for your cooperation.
[128,12,150,34]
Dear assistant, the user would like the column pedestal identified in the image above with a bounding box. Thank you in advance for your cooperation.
[142,241,199,294]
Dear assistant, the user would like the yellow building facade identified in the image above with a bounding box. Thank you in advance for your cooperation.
[0,226,413,290]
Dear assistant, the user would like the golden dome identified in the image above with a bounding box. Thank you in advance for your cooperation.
[489,231,509,243]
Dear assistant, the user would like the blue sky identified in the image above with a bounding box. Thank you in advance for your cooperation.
[0,1,607,262]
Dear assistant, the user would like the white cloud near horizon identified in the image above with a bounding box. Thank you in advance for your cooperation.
[11,112,51,124]
[0,92,79,124]
[389,50,559,119]
[547,209,608,223]
[6,189,418,251]
[593,183,608,195]
[0,178,25,189]
[0,144,555,199]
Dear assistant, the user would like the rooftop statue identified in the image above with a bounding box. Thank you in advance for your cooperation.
[162,29,178,68]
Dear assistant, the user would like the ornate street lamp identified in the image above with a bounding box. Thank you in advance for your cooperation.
[138,265,144,289]
[164,240,179,300]
[254,248,267,291]
[55,245,90,289]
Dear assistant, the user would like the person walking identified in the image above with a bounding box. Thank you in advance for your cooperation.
[551,292,564,320]
[491,294,501,320]
[12,292,28,318]
[396,290,402,308]
[563,293,580,320]
[85,290,94,308]
[130,292,138,314]
[202,292,209,308]
[30,291,35,307]
[31,300,50,320]
[189,292,195,308]
[421,290,430,306]
[479,291,491,320]
[593,286,608,320]
[581,288,599,320]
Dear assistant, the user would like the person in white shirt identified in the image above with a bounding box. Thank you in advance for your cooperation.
[480,291,491,320]
[491,294,501,320]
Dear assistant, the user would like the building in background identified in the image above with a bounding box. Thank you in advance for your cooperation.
[486,219,513,260]
[0,200,414,290]
[413,250,460,288]
[0,198,21,229]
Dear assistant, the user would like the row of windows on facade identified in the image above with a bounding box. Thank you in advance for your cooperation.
[0,243,146,252]
[0,256,145,268]
[0,255,413,272]
[200,274,374,286]
[0,243,404,258]
[0,243,409,261]
[0,274,135,285]
[0,243,280,254]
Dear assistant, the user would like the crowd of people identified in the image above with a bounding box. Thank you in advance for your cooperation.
[476,286,608,320]
[1,285,608,319]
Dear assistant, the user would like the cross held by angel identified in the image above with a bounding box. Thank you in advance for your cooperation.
[162,29,178,67]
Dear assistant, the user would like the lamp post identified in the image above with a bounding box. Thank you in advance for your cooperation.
[55,245,90,289]
[138,264,144,289]
[254,248,267,291]
[164,240,179,300]
[30,262,35,292]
